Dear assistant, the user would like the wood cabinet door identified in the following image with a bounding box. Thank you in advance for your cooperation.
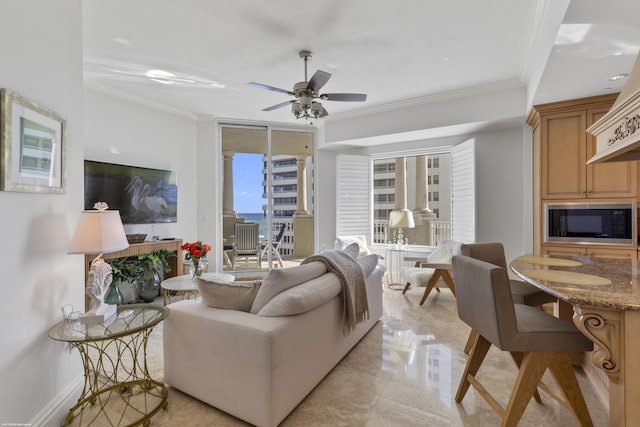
[586,107,637,198]
[542,245,587,257]
[541,111,587,199]
[587,247,638,259]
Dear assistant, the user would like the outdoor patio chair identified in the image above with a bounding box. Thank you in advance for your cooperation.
[232,222,261,269]
[260,222,287,268]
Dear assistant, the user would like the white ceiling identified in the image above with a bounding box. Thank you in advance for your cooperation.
[82,0,640,130]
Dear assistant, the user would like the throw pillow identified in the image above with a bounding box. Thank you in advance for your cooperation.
[249,261,327,314]
[343,242,361,259]
[437,239,464,256]
[197,278,261,312]
[428,244,453,264]
[257,273,342,317]
[358,254,379,277]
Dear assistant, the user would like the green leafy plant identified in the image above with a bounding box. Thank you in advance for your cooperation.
[108,249,176,283]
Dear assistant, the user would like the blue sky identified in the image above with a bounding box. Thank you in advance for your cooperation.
[233,153,264,213]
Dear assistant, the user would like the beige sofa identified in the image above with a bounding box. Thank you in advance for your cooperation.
[163,256,383,427]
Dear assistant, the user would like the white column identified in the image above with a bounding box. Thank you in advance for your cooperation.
[395,157,408,209]
[295,154,309,215]
[415,155,432,213]
[222,150,236,216]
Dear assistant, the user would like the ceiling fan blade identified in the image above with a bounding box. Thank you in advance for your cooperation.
[263,100,291,112]
[307,70,331,92]
[248,82,293,95]
[321,93,367,102]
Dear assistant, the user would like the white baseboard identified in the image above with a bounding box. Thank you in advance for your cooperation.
[30,375,83,427]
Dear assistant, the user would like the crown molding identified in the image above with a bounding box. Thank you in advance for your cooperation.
[324,79,525,122]
[84,80,199,120]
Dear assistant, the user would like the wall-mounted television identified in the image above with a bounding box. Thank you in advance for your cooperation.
[84,160,177,224]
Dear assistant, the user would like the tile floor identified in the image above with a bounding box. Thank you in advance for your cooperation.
[151,284,608,426]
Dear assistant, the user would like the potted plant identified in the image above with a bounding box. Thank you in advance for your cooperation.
[108,249,176,303]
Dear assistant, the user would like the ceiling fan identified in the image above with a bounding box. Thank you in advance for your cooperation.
[248,50,367,119]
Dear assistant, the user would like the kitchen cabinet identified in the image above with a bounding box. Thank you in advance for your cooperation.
[542,244,637,260]
[529,94,639,254]
[531,94,636,200]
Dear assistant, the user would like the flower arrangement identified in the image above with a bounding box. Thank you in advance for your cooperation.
[181,241,211,278]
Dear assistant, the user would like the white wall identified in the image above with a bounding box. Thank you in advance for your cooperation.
[0,0,85,424]
[83,89,199,242]
[474,127,533,262]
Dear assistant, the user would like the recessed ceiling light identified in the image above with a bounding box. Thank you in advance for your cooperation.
[608,73,629,81]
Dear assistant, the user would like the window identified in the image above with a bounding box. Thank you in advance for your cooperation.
[372,154,451,245]
[336,139,475,248]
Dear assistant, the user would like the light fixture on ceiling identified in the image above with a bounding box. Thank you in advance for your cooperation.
[248,50,366,120]
[608,73,629,81]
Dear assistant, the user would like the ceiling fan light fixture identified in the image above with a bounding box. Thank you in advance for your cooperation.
[292,101,302,118]
[248,50,367,120]
[311,101,323,116]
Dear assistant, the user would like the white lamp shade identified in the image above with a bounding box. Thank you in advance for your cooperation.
[389,209,415,229]
[68,210,129,254]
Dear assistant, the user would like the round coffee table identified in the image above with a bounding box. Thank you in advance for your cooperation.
[162,272,235,305]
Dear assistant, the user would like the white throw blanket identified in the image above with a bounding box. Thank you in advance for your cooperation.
[302,250,369,335]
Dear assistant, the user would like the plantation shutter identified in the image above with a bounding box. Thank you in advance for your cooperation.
[451,138,476,243]
[336,154,371,239]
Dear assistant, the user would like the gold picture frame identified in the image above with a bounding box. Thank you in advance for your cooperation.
[0,88,66,193]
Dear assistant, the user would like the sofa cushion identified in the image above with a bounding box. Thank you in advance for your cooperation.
[249,261,328,314]
[197,278,261,312]
[257,272,342,316]
[358,254,379,277]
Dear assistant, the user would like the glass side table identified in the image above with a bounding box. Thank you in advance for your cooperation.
[49,304,169,427]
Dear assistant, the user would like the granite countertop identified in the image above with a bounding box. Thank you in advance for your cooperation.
[510,255,640,311]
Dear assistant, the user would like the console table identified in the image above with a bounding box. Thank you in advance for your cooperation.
[49,305,169,426]
[83,239,183,310]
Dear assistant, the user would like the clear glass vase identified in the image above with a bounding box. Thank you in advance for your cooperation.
[104,282,123,305]
[138,268,161,303]
[188,257,208,281]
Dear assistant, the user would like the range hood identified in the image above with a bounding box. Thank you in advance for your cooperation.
[588,54,640,164]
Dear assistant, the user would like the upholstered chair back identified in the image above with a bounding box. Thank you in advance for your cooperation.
[460,242,507,270]
[452,255,517,349]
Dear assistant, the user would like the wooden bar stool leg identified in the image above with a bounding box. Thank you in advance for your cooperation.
[502,352,549,427]
[547,353,594,427]
[510,352,542,403]
[463,329,477,354]
[455,334,491,402]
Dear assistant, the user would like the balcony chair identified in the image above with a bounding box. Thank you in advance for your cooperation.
[260,222,287,268]
[460,242,557,353]
[232,222,261,269]
[451,255,593,427]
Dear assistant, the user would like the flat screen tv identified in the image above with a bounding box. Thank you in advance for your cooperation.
[84,160,177,224]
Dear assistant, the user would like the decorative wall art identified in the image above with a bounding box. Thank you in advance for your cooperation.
[0,89,66,193]
[84,160,178,224]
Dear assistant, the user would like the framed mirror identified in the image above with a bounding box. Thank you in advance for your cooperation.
[0,88,66,193]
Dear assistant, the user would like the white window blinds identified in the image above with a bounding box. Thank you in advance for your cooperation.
[451,138,476,243]
[336,154,371,238]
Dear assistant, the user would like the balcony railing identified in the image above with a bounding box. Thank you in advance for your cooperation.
[372,219,452,245]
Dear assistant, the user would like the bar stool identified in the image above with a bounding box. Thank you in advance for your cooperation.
[451,255,594,427]
[460,242,557,353]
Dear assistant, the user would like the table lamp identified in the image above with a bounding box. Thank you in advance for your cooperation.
[389,209,415,246]
[68,202,129,323]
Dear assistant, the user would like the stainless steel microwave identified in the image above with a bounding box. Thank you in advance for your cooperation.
[544,202,636,245]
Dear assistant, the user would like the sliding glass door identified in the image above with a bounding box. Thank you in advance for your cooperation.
[220,124,314,272]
